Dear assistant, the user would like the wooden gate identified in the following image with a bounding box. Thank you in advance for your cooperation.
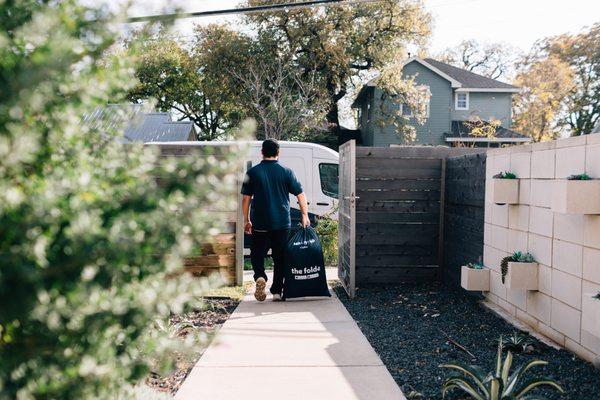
[338,140,356,298]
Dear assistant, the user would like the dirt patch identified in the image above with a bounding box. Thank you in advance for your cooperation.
[333,282,600,400]
[146,297,239,395]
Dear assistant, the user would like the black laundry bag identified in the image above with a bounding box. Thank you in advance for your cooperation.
[282,226,331,300]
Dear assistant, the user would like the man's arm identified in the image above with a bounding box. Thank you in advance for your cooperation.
[242,195,252,234]
[297,193,310,228]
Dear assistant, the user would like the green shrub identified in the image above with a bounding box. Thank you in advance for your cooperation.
[0,2,248,398]
[315,217,338,266]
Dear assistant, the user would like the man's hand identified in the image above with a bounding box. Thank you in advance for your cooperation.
[301,214,310,228]
[244,221,253,235]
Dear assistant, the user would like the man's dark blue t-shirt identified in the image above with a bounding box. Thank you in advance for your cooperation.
[241,160,303,231]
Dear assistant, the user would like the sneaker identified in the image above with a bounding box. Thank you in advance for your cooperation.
[272,293,283,302]
[254,277,266,302]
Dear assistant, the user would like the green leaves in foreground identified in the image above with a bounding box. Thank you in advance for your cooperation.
[440,337,564,399]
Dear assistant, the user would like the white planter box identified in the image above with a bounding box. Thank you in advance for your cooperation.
[493,179,520,205]
[461,266,490,291]
[583,293,600,338]
[505,262,538,290]
[552,180,600,214]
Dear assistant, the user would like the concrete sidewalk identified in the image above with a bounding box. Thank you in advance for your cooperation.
[175,282,405,400]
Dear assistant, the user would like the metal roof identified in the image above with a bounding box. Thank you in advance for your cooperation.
[83,104,196,142]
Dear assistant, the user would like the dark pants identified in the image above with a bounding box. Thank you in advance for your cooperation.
[251,229,290,295]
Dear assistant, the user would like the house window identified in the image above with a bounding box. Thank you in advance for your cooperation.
[455,92,469,110]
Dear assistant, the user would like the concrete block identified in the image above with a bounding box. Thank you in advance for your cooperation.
[507,287,527,310]
[586,144,600,177]
[531,140,556,151]
[581,328,600,355]
[528,233,553,266]
[484,223,492,245]
[551,269,582,309]
[552,180,600,215]
[565,338,595,363]
[551,299,581,341]
[527,291,551,324]
[508,230,528,252]
[490,270,507,299]
[461,266,490,291]
[553,213,585,244]
[516,309,538,330]
[584,216,600,250]
[538,264,552,295]
[519,179,531,205]
[508,205,530,231]
[510,151,531,179]
[583,247,600,285]
[505,262,538,291]
[484,201,492,223]
[493,179,520,204]
[493,153,511,173]
[491,225,508,252]
[530,179,553,208]
[531,150,555,179]
[486,155,496,179]
[582,280,600,341]
[538,321,565,346]
[491,203,509,227]
[555,145,586,179]
[587,134,600,145]
[555,135,587,148]
[552,239,583,277]
[496,297,517,316]
[529,207,554,237]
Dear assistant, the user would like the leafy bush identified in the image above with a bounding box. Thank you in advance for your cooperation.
[0,2,247,398]
[314,217,338,266]
[500,251,535,283]
[440,336,564,399]
[493,171,518,179]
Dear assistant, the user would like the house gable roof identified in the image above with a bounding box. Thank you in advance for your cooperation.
[422,58,519,92]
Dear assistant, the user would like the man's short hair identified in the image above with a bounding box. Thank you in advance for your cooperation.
[262,139,280,158]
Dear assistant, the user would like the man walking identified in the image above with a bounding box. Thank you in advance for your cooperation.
[241,139,310,301]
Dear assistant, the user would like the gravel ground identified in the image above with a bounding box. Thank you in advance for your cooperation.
[146,297,240,395]
[333,282,600,400]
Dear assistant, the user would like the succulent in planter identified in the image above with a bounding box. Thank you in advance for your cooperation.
[593,292,600,301]
[466,262,485,270]
[500,251,535,284]
[500,331,534,354]
[493,171,518,179]
[567,173,592,180]
[440,336,564,399]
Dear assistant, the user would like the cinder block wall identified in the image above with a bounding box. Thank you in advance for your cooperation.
[483,134,600,362]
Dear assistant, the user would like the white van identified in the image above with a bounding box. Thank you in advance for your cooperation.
[152,140,339,220]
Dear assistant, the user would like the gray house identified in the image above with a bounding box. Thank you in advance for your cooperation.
[352,57,531,147]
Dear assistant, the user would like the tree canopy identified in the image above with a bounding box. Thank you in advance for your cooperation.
[0,2,244,398]
[128,0,432,141]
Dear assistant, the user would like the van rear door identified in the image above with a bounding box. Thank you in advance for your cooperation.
[313,159,338,217]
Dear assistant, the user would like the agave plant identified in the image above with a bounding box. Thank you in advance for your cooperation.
[440,337,564,399]
[501,331,534,354]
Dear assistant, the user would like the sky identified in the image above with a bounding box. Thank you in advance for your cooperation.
[122,0,600,128]
[126,0,600,53]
